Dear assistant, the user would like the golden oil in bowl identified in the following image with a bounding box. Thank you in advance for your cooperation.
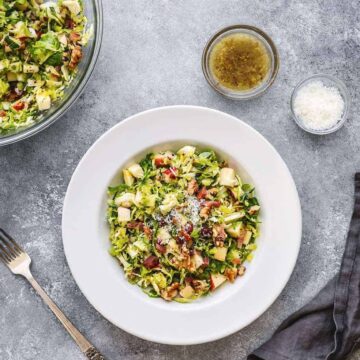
[202,25,279,100]
[209,33,270,91]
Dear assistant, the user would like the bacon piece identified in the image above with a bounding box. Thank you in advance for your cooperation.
[155,242,166,254]
[184,222,193,234]
[69,32,81,43]
[143,225,152,239]
[203,200,221,208]
[197,186,207,200]
[126,221,143,230]
[179,230,192,242]
[143,255,159,269]
[6,90,22,102]
[69,46,82,70]
[12,101,25,111]
[65,17,75,29]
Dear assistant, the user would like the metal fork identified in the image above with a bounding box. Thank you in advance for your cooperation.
[0,228,105,360]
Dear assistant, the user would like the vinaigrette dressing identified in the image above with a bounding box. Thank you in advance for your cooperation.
[209,33,271,91]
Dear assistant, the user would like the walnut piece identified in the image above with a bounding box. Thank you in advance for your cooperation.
[161,282,180,301]
[187,179,199,195]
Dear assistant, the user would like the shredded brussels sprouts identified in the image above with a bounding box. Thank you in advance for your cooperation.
[0,0,91,133]
[107,146,261,302]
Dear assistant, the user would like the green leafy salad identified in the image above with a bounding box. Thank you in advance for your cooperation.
[0,0,91,133]
[107,146,261,302]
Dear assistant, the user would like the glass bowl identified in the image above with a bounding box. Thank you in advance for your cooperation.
[0,0,103,146]
[290,74,350,135]
[202,25,279,100]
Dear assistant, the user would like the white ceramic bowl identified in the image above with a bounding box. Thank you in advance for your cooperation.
[62,105,302,345]
[290,74,350,135]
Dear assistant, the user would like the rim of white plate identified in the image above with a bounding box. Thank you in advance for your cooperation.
[62,105,302,345]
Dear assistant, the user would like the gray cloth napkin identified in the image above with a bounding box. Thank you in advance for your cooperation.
[248,173,360,360]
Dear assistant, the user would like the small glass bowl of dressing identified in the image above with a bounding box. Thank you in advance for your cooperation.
[290,74,350,135]
[202,25,279,100]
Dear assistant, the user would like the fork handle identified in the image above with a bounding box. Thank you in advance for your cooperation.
[26,274,105,360]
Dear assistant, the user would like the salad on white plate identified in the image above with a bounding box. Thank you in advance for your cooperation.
[107,145,261,302]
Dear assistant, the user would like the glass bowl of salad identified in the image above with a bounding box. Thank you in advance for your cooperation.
[0,0,103,146]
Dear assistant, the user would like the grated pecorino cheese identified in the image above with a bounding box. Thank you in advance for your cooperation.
[293,80,344,131]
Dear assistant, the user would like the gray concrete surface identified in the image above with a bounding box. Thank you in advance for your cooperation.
[1,0,360,359]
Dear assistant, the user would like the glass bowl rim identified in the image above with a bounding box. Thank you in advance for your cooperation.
[0,0,104,146]
[201,24,280,100]
[290,73,350,135]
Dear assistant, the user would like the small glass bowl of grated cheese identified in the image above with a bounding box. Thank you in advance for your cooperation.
[290,74,350,135]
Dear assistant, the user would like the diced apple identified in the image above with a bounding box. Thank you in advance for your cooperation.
[36,94,51,111]
[226,222,243,238]
[117,207,131,222]
[123,169,134,186]
[58,33,68,46]
[134,191,142,207]
[210,273,227,291]
[192,252,204,269]
[128,164,144,179]
[213,247,228,262]
[237,229,252,247]
[62,0,81,15]
[177,145,196,156]
[249,205,260,215]
[115,193,135,208]
[219,168,238,187]
[243,230,252,245]
[224,212,245,224]
[180,285,195,299]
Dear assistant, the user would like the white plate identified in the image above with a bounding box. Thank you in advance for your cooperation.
[62,105,301,345]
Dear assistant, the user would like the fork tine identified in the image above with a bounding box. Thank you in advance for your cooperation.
[0,229,23,260]
[0,242,12,263]
[0,228,23,252]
